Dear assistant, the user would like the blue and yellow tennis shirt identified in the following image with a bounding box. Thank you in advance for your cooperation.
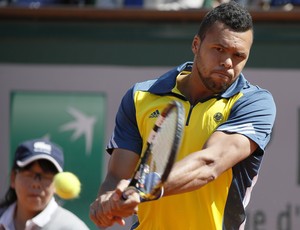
[107,62,276,230]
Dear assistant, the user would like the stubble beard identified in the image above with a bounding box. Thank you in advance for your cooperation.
[195,60,228,95]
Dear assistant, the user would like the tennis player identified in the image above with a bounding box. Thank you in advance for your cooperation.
[90,2,276,229]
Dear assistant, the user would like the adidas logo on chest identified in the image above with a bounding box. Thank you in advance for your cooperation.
[149,109,160,118]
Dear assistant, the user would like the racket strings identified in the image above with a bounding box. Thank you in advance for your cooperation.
[131,101,184,200]
[149,109,178,175]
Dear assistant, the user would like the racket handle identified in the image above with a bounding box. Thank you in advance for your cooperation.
[122,173,164,201]
[122,186,139,200]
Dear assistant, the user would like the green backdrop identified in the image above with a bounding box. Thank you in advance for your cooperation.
[10,91,106,229]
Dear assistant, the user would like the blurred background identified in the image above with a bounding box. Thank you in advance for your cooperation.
[0,1,300,229]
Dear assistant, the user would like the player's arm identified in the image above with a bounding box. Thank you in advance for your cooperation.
[164,130,258,196]
[89,148,140,228]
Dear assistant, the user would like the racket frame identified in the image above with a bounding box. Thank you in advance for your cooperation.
[124,100,185,201]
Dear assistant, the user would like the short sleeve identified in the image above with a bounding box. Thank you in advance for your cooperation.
[217,88,276,152]
[106,86,142,155]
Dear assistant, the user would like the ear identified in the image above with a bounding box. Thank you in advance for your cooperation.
[191,35,201,54]
[10,170,17,189]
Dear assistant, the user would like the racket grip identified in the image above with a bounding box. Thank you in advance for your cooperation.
[140,172,164,202]
[122,186,139,200]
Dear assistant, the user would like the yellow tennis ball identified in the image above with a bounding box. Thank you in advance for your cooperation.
[54,172,81,200]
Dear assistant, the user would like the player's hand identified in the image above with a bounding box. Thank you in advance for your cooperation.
[89,179,140,228]
[109,179,140,216]
[90,192,119,228]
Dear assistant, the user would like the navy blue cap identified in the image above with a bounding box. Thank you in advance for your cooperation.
[14,139,64,172]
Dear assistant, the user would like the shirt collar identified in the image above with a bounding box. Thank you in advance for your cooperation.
[0,198,58,230]
[148,62,248,99]
[0,203,16,230]
[27,197,58,228]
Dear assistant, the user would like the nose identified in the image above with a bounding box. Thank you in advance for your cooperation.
[221,57,232,69]
[33,173,42,181]
[31,174,43,189]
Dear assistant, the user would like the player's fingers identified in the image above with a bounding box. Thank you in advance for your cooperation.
[129,191,140,214]
[124,193,139,214]
[89,200,103,225]
[110,191,140,217]
[113,179,131,200]
[113,216,126,226]
[89,198,115,228]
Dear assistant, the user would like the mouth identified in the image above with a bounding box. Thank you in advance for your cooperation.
[212,71,232,82]
[28,193,42,198]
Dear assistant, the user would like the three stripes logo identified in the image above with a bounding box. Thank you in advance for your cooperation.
[149,110,160,118]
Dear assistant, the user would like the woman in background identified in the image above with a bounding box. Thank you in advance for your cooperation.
[0,139,89,230]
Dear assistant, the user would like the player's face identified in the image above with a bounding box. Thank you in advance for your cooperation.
[192,21,253,95]
[11,161,55,215]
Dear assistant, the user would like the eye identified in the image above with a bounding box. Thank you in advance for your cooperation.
[43,173,54,181]
[215,47,224,52]
[235,52,246,59]
[22,171,33,177]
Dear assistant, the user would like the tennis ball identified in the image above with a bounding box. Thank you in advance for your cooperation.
[54,172,81,200]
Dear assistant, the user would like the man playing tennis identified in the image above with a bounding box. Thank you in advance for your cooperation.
[90,2,276,229]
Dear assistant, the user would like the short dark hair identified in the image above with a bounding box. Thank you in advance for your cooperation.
[197,1,253,40]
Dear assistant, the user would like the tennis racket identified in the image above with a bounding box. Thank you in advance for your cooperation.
[123,100,185,201]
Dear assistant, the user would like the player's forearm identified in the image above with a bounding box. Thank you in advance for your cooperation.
[163,150,217,196]
[98,174,121,197]
[163,132,255,197]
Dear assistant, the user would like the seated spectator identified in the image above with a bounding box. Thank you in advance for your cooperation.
[0,139,89,230]
[96,0,205,9]
[144,0,205,10]
[96,0,123,8]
